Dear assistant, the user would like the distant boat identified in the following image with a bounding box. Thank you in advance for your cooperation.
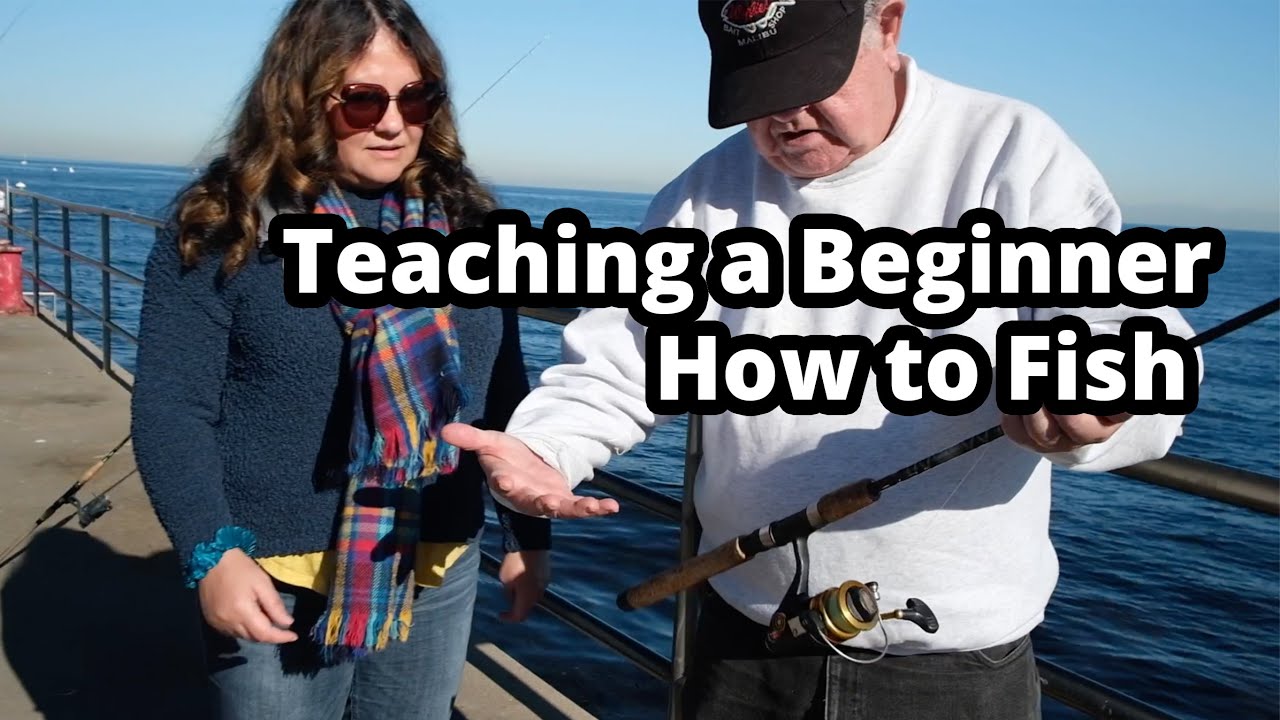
[15,181,26,188]
[51,167,57,172]
[68,167,75,173]
[19,158,27,165]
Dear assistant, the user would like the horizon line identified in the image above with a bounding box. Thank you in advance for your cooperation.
[2,153,1277,236]
[0,152,661,198]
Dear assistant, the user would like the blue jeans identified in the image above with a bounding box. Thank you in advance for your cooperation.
[201,541,480,720]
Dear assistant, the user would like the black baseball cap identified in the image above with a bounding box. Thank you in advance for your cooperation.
[699,0,867,129]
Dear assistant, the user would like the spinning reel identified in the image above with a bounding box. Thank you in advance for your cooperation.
[66,493,112,529]
[765,536,938,660]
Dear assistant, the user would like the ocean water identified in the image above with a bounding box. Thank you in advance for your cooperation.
[2,156,1278,720]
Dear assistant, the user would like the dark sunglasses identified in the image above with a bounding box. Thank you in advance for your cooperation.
[330,80,447,129]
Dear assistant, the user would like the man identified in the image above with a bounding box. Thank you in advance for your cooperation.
[444,1,1202,717]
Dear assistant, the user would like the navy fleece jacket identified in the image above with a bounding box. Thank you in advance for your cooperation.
[130,190,550,573]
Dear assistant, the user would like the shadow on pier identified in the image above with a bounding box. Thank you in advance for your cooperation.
[1,527,213,719]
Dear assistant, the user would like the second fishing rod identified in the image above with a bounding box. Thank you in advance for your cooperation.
[617,297,1280,620]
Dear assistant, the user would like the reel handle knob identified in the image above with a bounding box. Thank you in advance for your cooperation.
[900,598,938,634]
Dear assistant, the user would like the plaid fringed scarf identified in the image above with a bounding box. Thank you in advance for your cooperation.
[310,183,467,661]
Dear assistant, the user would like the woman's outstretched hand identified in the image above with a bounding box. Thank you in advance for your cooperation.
[441,423,620,519]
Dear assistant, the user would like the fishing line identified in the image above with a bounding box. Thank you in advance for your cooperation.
[459,34,550,118]
[820,620,889,665]
[0,0,35,47]
[894,440,991,547]
[808,435,993,633]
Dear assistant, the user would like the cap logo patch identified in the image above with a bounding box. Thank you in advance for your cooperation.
[721,0,795,45]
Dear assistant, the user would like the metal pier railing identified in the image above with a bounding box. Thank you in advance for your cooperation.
[2,185,151,391]
[3,183,1277,720]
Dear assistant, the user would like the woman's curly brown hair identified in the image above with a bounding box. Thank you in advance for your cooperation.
[173,0,497,275]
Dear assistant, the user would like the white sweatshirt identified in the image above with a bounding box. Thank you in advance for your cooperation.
[503,56,1201,654]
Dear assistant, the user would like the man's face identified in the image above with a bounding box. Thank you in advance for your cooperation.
[746,13,905,179]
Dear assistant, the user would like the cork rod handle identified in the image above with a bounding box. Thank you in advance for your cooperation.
[617,537,747,611]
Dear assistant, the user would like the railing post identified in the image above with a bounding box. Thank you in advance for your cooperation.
[62,206,73,337]
[32,197,40,317]
[668,413,704,719]
[101,215,113,372]
[4,180,11,244]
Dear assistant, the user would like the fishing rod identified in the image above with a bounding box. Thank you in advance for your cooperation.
[617,298,1280,654]
[39,433,130,526]
[459,34,550,118]
[0,466,137,571]
[0,434,130,565]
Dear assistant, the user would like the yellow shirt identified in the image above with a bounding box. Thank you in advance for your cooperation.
[258,541,470,595]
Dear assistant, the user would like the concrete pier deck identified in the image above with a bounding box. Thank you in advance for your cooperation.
[0,314,595,720]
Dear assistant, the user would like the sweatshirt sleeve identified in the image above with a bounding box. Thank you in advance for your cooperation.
[1021,174,1205,473]
[129,229,241,576]
[503,307,672,489]
[485,307,551,551]
[502,187,689,489]
[1030,302,1204,473]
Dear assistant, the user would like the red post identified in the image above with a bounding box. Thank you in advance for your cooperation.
[0,243,34,315]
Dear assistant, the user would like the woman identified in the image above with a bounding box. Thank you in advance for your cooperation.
[129,1,551,717]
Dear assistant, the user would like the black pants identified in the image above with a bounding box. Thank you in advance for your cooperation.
[682,590,1041,720]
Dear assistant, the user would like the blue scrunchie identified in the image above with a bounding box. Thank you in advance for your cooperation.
[184,525,257,588]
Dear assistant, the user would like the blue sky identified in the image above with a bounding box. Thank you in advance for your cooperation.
[0,0,1277,232]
